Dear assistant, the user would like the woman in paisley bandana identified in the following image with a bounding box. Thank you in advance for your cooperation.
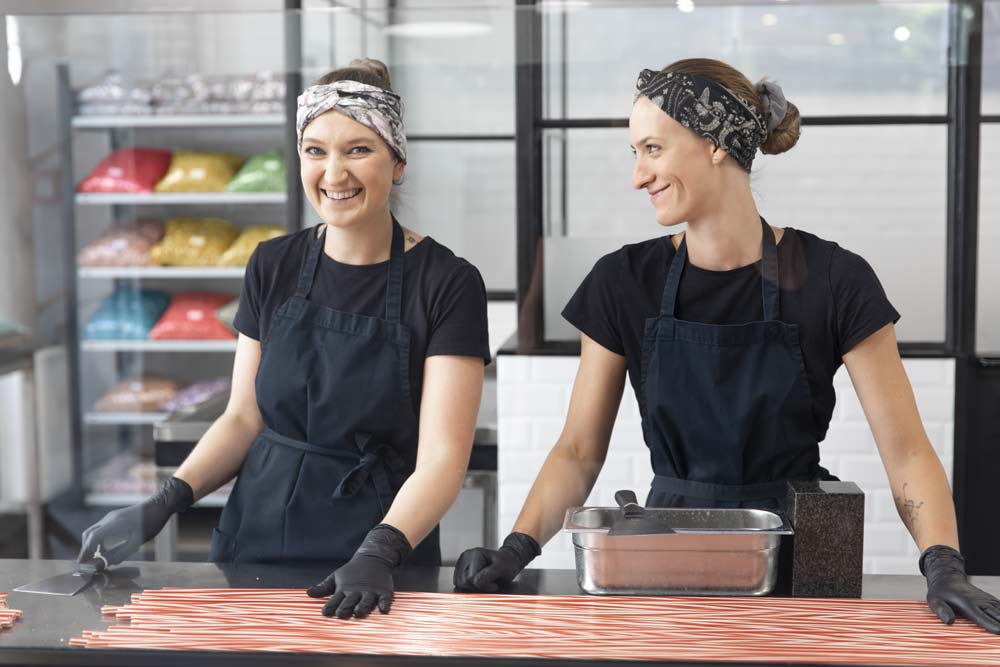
[456,58,1000,635]
[78,59,492,623]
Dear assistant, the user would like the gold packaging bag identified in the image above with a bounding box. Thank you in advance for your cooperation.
[154,151,245,193]
[217,225,286,266]
[149,218,240,266]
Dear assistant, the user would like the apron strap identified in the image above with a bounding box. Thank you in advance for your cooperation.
[760,218,780,322]
[659,234,687,317]
[385,218,405,323]
[659,217,781,320]
[294,226,326,299]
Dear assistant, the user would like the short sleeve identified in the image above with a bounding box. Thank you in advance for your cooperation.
[426,263,491,364]
[233,246,264,340]
[561,252,625,355]
[830,246,901,356]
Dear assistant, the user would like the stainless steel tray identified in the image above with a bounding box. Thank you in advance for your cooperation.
[563,507,793,596]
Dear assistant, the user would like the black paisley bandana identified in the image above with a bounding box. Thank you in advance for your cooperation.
[635,68,768,171]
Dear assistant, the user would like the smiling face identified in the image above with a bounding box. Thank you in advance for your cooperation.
[300,109,404,230]
[629,96,723,227]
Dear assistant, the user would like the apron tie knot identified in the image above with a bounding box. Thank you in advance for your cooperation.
[332,432,407,513]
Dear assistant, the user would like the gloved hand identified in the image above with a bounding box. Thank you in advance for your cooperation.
[307,524,412,619]
[921,544,1000,634]
[77,477,193,571]
[453,532,540,592]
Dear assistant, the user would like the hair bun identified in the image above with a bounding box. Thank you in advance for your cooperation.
[346,58,392,89]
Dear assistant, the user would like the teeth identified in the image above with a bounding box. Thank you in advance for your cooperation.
[323,188,361,200]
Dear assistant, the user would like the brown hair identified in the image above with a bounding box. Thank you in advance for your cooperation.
[662,58,801,155]
[314,57,393,91]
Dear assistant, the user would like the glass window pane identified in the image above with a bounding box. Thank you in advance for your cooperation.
[984,1,1000,114]
[978,124,1000,354]
[544,126,946,343]
[400,141,516,292]
[548,1,949,119]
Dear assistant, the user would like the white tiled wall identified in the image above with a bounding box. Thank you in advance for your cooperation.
[497,355,955,575]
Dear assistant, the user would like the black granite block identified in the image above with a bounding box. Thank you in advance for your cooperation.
[784,480,865,598]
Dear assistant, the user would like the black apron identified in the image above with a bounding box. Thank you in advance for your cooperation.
[210,220,440,564]
[639,218,835,510]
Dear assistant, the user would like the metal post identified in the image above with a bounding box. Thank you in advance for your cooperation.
[57,64,84,502]
[515,0,544,351]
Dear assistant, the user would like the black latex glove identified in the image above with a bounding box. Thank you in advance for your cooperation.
[921,544,1000,634]
[453,532,540,593]
[77,477,193,571]
[307,524,412,619]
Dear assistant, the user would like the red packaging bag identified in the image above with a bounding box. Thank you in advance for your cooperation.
[149,291,236,340]
[77,147,172,194]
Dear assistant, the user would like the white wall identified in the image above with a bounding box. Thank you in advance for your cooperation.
[497,354,955,575]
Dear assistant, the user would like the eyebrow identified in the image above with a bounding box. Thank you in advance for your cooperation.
[301,135,377,146]
[630,135,661,149]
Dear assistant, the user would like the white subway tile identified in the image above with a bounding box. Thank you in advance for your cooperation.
[837,455,890,489]
[913,387,955,422]
[867,556,921,576]
[873,489,900,522]
[531,417,566,451]
[501,384,568,418]
[864,525,910,555]
[822,422,876,454]
[497,356,531,384]
[902,359,950,387]
[498,417,532,451]
[530,356,581,381]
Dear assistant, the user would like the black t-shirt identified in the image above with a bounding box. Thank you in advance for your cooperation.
[235,226,491,416]
[562,227,900,443]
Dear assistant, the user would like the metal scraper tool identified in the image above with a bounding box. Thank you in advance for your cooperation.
[607,489,674,536]
[14,567,96,596]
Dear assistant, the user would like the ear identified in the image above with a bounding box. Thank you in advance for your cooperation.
[710,145,728,165]
[393,160,405,183]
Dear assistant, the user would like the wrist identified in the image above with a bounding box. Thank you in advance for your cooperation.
[356,524,413,568]
[157,477,194,514]
[919,544,966,581]
[502,532,541,569]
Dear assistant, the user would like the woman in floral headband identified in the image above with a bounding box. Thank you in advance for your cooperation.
[78,59,491,620]
[456,58,999,634]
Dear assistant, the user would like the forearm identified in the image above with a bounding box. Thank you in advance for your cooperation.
[174,412,262,501]
[512,441,604,546]
[382,455,468,549]
[886,445,959,552]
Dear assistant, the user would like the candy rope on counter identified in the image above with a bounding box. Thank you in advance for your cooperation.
[0,593,23,630]
[71,589,1000,665]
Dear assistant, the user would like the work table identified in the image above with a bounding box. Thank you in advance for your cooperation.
[2,559,998,667]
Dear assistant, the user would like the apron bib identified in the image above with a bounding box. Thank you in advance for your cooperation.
[210,221,440,564]
[639,218,835,509]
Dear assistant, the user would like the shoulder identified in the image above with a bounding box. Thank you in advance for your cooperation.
[785,228,883,294]
[591,236,668,280]
[410,237,486,290]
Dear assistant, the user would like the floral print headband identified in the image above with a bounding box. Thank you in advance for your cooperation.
[296,80,406,163]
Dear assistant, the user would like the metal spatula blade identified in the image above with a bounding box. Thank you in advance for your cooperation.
[607,489,674,536]
[14,569,95,596]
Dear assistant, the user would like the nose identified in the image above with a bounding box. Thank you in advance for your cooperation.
[632,156,652,191]
[322,153,349,184]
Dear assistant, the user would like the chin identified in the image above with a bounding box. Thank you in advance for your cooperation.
[654,210,687,228]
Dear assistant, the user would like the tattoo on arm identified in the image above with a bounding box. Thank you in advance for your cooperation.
[895,482,925,527]
[406,235,417,245]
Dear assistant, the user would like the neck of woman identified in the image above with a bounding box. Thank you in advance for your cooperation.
[321,208,395,265]
[680,189,768,271]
